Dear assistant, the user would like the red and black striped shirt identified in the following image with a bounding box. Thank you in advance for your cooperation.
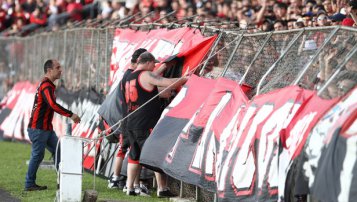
[28,77,73,131]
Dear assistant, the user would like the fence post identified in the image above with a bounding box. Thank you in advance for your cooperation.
[256,30,304,95]
[221,33,245,76]
[239,32,273,84]
[317,43,357,96]
[199,32,223,76]
[63,30,67,75]
[105,28,109,92]
[294,27,340,85]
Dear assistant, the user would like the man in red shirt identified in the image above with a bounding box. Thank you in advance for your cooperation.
[25,59,81,191]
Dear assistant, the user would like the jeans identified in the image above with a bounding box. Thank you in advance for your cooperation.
[25,128,60,188]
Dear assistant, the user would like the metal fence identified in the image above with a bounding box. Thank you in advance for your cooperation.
[1,25,357,99]
[0,28,115,98]
[1,25,357,201]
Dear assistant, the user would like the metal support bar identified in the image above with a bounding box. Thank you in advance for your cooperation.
[95,29,100,91]
[118,12,141,26]
[239,32,273,84]
[179,180,183,198]
[221,34,245,76]
[88,29,94,89]
[79,30,84,89]
[294,27,340,85]
[104,28,109,91]
[98,144,120,174]
[153,10,176,23]
[195,185,200,201]
[199,32,223,76]
[256,30,305,95]
[63,31,67,78]
[128,11,155,25]
[317,43,357,96]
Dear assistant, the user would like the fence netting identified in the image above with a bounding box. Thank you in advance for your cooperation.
[1,26,356,100]
[1,24,357,202]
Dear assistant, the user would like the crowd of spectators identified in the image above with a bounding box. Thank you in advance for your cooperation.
[0,0,356,36]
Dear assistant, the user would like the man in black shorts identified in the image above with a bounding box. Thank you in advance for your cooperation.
[125,52,187,197]
[107,48,148,194]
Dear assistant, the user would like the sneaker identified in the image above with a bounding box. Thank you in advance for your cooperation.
[118,179,126,190]
[127,189,137,196]
[157,188,177,198]
[24,184,47,191]
[122,185,128,193]
[140,184,150,196]
[107,178,119,189]
[134,186,141,195]
[134,185,150,197]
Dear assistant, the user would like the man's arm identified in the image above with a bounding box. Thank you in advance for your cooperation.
[42,87,81,123]
[145,71,187,89]
[152,63,168,75]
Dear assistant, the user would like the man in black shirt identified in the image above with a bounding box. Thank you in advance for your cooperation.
[108,48,147,193]
[125,52,187,197]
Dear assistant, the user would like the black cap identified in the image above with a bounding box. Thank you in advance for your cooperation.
[350,0,357,9]
[138,52,160,64]
[131,48,147,63]
[329,13,346,22]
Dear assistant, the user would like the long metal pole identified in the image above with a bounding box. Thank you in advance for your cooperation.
[104,28,109,92]
[221,33,245,76]
[239,32,273,84]
[294,27,339,85]
[199,32,223,76]
[256,30,304,95]
[317,43,357,96]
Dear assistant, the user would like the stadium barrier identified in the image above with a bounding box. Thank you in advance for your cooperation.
[1,25,357,201]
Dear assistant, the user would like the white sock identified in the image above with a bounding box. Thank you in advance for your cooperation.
[112,175,119,180]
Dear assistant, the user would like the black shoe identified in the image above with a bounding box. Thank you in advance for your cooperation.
[157,188,177,198]
[108,178,120,189]
[118,180,126,190]
[127,190,137,196]
[24,184,47,191]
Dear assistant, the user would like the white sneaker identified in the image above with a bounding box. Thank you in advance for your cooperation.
[133,185,150,197]
[122,185,128,193]
[140,184,150,195]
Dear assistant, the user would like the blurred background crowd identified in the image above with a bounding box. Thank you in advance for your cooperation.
[0,0,356,36]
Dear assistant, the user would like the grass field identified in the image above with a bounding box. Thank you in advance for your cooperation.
[0,141,168,202]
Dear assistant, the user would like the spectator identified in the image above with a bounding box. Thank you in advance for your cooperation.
[342,0,357,27]
[329,12,346,25]
[336,71,357,96]
[29,6,47,25]
[287,19,296,29]
[22,0,37,14]
[0,7,6,31]
[66,0,82,22]
[316,12,330,27]
[273,20,286,30]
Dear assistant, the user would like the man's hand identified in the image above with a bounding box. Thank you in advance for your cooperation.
[71,114,81,123]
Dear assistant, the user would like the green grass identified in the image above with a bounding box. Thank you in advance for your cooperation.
[0,141,168,202]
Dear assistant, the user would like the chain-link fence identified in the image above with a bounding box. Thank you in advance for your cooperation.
[1,26,357,100]
[1,25,357,201]
[0,28,114,98]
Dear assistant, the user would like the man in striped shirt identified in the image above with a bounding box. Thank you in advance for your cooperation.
[25,59,81,191]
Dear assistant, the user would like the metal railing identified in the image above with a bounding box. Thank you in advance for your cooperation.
[1,24,357,201]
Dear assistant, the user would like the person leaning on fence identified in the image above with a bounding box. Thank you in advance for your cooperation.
[25,59,81,191]
[124,52,188,197]
[107,48,150,194]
